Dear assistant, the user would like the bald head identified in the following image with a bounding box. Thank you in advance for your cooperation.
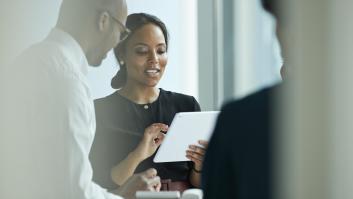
[57,0,128,66]
[58,0,126,23]
[98,0,127,15]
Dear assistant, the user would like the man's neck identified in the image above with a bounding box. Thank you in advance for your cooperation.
[55,23,90,56]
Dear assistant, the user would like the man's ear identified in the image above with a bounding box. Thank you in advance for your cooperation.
[98,11,110,31]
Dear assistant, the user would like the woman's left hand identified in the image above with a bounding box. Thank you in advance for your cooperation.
[186,140,208,172]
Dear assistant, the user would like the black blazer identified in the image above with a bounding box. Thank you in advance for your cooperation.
[202,85,279,199]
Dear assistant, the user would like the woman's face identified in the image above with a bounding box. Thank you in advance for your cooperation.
[122,23,168,88]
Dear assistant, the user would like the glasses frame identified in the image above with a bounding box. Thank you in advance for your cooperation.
[109,13,131,42]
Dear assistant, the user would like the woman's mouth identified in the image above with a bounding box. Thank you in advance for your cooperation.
[145,69,161,77]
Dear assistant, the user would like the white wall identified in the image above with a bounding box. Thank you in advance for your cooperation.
[197,0,282,110]
[233,0,282,98]
[0,0,61,67]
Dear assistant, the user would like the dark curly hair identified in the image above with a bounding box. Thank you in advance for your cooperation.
[111,13,169,89]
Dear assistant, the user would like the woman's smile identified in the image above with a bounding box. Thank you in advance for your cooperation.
[145,68,161,77]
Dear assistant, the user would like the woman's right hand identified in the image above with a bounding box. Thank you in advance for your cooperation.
[132,123,168,162]
[111,123,168,186]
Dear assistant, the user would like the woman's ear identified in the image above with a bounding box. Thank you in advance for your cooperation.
[118,59,125,66]
[115,46,126,65]
[98,11,110,31]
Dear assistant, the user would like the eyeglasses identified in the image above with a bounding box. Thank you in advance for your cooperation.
[109,13,131,41]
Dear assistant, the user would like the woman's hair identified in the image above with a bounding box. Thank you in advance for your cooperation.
[111,13,169,89]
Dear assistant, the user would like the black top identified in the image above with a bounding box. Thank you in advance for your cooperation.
[90,88,201,190]
[202,85,279,199]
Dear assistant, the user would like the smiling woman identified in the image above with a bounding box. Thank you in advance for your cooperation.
[115,23,168,88]
[111,13,169,90]
[89,13,205,192]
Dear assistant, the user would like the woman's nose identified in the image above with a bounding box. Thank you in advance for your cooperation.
[148,51,159,64]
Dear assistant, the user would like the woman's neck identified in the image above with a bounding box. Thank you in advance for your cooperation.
[119,83,160,104]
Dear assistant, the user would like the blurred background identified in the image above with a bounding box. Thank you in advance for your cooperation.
[2,0,353,198]
[0,0,282,109]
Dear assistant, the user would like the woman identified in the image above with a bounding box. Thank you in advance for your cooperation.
[89,13,207,192]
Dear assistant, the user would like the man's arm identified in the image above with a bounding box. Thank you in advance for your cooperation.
[61,72,161,199]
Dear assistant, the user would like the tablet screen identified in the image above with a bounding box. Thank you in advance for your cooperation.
[153,111,219,163]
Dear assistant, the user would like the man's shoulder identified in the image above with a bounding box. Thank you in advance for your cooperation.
[18,40,67,61]
[222,84,279,113]
[8,39,90,98]
[214,84,280,133]
[15,39,84,80]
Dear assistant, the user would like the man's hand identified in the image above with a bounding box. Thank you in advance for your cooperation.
[113,168,161,199]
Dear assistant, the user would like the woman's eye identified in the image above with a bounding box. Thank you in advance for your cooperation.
[135,49,148,55]
[134,46,166,55]
[157,48,166,55]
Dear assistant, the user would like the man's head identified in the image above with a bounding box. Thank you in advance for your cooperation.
[262,0,289,79]
[57,0,128,66]
[261,0,279,20]
[261,0,288,45]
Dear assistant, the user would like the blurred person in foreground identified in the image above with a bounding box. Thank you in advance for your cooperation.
[202,0,287,198]
[0,0,161,199]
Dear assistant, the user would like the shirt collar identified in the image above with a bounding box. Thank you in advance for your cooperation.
[46,28,89,76]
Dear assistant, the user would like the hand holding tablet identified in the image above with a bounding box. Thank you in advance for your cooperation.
[153,111,220,163]
[186,140,208,172]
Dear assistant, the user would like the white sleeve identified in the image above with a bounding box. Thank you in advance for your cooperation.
[0,61,121,199]
[59,71,124,199]
[0,45,124,199]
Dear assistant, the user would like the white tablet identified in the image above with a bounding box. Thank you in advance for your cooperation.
[153,111,220,163]
[136,191,180,199]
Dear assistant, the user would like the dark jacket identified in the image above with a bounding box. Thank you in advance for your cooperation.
[202,85,280,199]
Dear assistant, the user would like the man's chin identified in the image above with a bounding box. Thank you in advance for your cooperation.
[88,63,100,67]
[88,58,103,67]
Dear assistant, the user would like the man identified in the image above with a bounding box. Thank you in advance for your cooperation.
[202,0,284,198]
[0,0,162,199]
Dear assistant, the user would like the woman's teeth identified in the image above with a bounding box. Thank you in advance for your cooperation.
[146,69,160,73]
[146,69,160,75]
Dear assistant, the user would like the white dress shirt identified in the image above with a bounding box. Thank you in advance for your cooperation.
[0,28,122,199]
